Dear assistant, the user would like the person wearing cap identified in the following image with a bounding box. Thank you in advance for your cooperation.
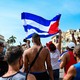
[63,44,80,80]
[0,42,8,76]
[46,41,60,80]
[46,30,62,80]
[23,39,30,50]
[60,42,77,76]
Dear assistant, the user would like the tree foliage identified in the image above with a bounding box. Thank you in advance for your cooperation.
[7,35,16,45]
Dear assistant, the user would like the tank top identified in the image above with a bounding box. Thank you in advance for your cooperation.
[0,71,26,80]
[73,62,80,80]
[65,51,76,75]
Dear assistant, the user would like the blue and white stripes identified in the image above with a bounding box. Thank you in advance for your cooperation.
[21,12,61,39]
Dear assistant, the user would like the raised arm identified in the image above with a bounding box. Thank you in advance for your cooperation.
[57,30,62,53]
[71,32,77,45]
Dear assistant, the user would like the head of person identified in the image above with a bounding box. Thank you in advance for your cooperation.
[73,44,80,59]
[5,46,23,69]
[46,41,56,52]
[26,40,30,45]
[32,33,41,45]
[23,39,30,44]
[21,43,27,51]
[0,42,4,53]
[66,42,75,51]
[23,39,27,42]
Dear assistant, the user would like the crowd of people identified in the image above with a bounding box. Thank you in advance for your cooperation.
[0,30,80,80]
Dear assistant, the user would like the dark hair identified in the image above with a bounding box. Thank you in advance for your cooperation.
[66,47,74,51]
[5,46,23,64]
[49,43,56,51]
[32,33,40,43]
[32,33,40,39]
[23,39,27,42]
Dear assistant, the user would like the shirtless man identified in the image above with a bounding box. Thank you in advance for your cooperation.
[23,33,54,80]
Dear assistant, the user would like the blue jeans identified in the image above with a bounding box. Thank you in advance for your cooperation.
[53,69,59,80]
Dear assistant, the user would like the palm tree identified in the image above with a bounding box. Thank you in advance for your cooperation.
[7,39,11,44]
[7,35,16,45]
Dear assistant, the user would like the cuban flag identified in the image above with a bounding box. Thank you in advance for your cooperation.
[21,12,61,39]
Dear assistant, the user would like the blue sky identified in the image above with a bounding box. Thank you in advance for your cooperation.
[0,0,80,45]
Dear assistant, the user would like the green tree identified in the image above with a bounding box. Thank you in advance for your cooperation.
[7,35,16,45]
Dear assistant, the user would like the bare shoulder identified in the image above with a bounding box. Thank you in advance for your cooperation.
[61,52,68,60]
[23,48,32,55]
[68,65,76,76]
[62,52,69,60]
[63,65,76,80]
[63,52,70,62]
[42,46,50,54]
[43,46,49,52]
[64,52,69,57]
[60,52,69,69]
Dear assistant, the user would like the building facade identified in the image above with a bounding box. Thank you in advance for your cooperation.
[0,35,5,43]
[51,29,80,52]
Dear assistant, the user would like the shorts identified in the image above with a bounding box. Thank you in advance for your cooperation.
[30,71,50,80]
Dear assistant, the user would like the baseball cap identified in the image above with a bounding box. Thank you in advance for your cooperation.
[46,41,53,48]
[67,42,75,49]
[46,41,56,51]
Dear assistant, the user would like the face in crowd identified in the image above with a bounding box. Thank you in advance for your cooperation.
[0,42,4,53]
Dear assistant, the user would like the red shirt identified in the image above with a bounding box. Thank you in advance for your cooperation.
[64,51,77,75]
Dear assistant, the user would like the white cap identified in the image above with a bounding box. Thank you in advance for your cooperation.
[67,42,75,49]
